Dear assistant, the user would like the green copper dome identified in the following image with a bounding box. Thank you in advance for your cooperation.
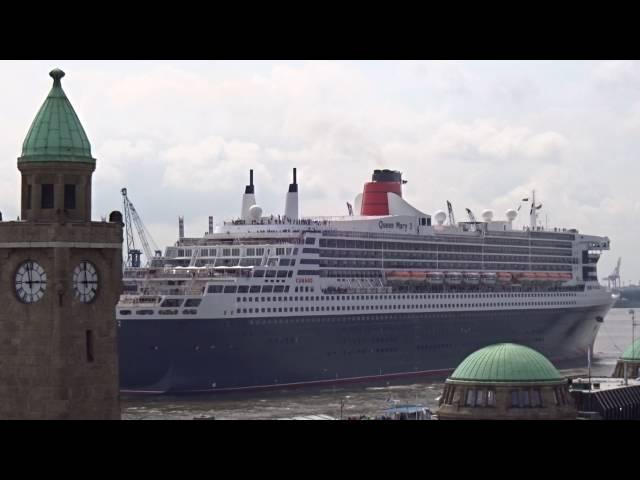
[621,339,640,361]
[450,343,564,383]
[18,68,95,164]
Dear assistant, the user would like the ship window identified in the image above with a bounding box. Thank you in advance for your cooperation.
[161,299,183,307]
[41,184,54,209]
[250,286,261,293]
[238,286,249,293]
[274,286,284,293]
[253,270,265,278]
[223,286,237,294]
[262,285,273,293]
[207,285,223,293]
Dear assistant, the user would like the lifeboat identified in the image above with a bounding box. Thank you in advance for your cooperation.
[558,272,572,281]
[427,271,444,285]
[463,272,481,285]
[385,271,404,282]
[535,272,550,281]
[410,271,427,281]
[481,272,497,285]
[445,272,463,285]
[519,272,537,282]
[497,272,513,283]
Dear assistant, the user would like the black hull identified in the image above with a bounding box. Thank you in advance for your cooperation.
[118,306,609,394]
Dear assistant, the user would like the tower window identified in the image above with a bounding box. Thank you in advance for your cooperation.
[27,184,32,209]
[41,184,54,209]
[64,184,76,209]
[86,330,94,363]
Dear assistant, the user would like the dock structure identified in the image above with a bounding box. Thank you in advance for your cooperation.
[569,378,640,420]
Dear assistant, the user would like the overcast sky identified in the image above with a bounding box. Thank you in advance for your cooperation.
[0,60,638,283]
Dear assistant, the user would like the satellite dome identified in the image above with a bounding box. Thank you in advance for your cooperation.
[434,210,447,225]
[506,209,518,221]
[249,204,263,220]
[481,209,494,222]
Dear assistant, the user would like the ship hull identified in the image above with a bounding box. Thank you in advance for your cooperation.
[118,304,610,394]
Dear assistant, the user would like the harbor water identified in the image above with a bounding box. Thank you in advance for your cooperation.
[121,307,635,419]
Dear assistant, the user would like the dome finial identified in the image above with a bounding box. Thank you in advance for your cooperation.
[49,68,65,86]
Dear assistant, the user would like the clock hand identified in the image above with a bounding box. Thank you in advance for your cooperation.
[26,264,33,291]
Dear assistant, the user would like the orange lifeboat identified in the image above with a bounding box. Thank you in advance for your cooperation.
[410,271,427,281]
[559,273,572,281]
[535,272,549,281]
[519,272,537,282]
[387,271,410,282]
[497,272,513,283]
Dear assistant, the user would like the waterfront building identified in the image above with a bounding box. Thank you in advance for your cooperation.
[437,343,577,419]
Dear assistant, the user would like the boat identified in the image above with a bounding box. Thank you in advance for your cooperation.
[463,272,481,285]
[481,272,497,285]
[427,271,444,285]
[117,168,614,394]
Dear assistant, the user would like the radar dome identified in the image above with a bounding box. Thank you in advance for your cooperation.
[506,209,518,221]
[434,210,447,225]
[481,209,494,222]
[249,204,263,220]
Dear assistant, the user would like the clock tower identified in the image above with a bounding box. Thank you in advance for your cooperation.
[0,69,122,419]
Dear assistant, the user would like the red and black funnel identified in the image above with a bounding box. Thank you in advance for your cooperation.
[360,169,404,216]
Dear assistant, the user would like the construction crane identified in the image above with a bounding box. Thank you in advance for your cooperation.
[604,257,621,289]
[121,188,161,268]
[446,201,456,226]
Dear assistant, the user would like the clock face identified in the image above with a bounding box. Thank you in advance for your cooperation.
[15,260,47,304]
[72,261,99,303]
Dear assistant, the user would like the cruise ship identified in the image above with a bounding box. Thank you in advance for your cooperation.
[117,168,614,394]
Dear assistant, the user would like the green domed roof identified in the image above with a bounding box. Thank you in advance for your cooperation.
[450,343,564,383]
[621,339,640,360]
[18,68,94,164]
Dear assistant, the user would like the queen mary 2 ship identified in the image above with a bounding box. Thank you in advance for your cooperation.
[117,168,614,394]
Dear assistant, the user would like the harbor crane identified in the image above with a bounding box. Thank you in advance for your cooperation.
[446,201,456,226]
[604,257,621,289]
[121,188,161,268]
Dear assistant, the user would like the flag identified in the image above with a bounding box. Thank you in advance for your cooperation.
[522,197,529,201]
[535,204,542,209]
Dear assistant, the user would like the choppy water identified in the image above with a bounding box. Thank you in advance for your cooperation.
[121,307,636,420]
